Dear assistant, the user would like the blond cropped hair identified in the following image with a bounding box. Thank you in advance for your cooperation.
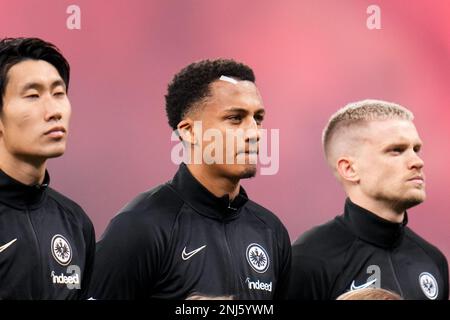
[337,287,402,300]
[322,99,414,168]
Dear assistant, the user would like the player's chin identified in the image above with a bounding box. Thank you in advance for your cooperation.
[402,191,426,209]
[236,164,257,179]
[43,146,66,159]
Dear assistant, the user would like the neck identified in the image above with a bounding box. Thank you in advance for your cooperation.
[0,150,47,185]
[348,190,405,223]
[187,164,240,200]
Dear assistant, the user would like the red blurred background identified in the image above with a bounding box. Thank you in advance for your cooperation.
[1,0,449,262]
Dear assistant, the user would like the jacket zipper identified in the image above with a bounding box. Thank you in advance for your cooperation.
[26,209,44,299]
[222,222,238,297]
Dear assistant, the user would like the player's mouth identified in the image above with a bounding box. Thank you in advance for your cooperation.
[407,175,424,185]
[44,126,66,139]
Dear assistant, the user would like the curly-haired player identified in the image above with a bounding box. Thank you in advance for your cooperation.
[90,59,291,300]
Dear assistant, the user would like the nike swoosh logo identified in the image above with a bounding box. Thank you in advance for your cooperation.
[350,278,377,291]
[182,245,206,260]
[0,238,17,253]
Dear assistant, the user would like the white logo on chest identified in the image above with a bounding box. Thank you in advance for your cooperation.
[51,234,72,266]
[246,243,270,273]
[419,272,438,300]
[182,245,206,260]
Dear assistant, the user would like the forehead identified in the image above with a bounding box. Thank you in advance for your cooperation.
[365,119,422,145]
[205,79,263,111]
[6,59,62,88]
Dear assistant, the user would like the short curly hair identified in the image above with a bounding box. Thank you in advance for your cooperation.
[165,59,255,130]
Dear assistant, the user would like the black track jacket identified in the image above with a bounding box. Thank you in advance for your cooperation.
[90,164,291,299]
[289,198,449,300]
[0,170,95,299]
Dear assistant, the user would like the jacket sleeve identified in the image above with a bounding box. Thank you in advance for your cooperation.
[88,211,163,299]
[287,245,332,300]
[439,251,449,299]
[422,240,449,300]
[273,225,292,300]
[80,217,96,299]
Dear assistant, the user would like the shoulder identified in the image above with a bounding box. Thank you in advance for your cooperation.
[292,216,355,260]
[244,200,288,234]
[120,183,183,213]
[47,187,84,212]
[46,187,93,229]
[106,182,185,235]
[405,227,448,267]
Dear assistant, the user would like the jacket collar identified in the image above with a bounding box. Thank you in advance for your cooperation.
[0,169,50,210]
[343,198,408,249]
[169,163,248,220]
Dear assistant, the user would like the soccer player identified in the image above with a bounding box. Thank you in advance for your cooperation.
[288,99,449,300]
[0,37,95,299]
[90,59,291,299]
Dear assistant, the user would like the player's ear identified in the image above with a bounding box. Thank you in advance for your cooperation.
[336,156,359,183]
[177,118,198,145]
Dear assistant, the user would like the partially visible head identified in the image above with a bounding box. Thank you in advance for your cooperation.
[166,59,264,180]
[337,287,402,300]
[322,99,425,213]
[0,37,71,163]
[185,293,234,300]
